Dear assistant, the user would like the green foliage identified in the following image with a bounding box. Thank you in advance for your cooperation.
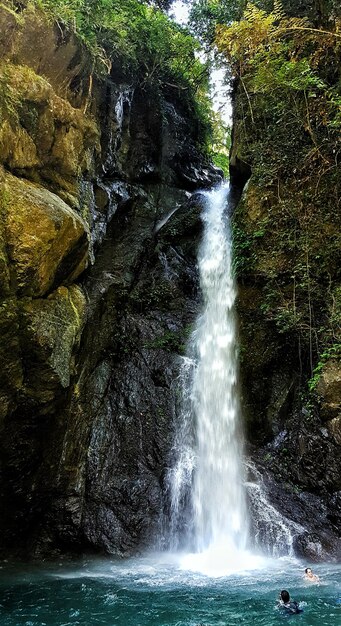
[211,151,228,174]
[209,110,231,175]
[216,1,341,140]
[189,0,245,46]
[232,223,254,274]
[250,54,326,93]
[27,1,204,86]
[308,344,341,391]
[217,1,341,387]
[232,213,268,274]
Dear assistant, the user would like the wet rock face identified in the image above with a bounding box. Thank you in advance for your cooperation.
[34,190,206,557]
[246,455,341,562]
[0,4,220,557]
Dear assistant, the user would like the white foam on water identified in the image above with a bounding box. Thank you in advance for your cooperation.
[180,545,267,577]
[51,552,304,588]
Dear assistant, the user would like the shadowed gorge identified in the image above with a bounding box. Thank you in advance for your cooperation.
[0,0,340,573]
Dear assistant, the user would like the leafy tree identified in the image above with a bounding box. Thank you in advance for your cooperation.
[189,0,245,45]
[19,2,208,102]
[215,1,340,141]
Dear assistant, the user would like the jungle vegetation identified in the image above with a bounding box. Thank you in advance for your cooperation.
[195,0,341,390]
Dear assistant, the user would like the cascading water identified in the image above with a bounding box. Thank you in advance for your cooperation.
[191,184,247,552]
[166,184,305,571]
[245,460,305,557]
[168,184,252,574]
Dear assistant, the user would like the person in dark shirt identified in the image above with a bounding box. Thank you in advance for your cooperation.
[278,590,303,614]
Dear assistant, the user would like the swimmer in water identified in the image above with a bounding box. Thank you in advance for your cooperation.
[304,567,320,583]
[278,590,303,614]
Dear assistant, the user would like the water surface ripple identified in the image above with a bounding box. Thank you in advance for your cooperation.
[0,556,340,626]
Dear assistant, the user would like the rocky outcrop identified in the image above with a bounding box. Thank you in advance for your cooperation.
[246,455,341,562]
[317,361,341,420]
[0,3,221,557]
[3,173,89,294]
[316,360,341,447]
[229,4,341,560]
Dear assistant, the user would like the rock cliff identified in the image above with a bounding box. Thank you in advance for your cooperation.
[0,2,220,557]
[228,0,341,560]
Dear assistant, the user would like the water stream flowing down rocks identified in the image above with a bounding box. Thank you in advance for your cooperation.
[190,185,247,552]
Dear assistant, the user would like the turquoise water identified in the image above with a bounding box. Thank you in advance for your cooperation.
[0,555,340,626]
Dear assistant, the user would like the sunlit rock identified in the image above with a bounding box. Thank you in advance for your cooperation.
[317,360,341,422]
[3,173,89,296]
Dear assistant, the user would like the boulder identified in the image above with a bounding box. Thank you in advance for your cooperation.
[317,360,341,422]
[3,174,89,296]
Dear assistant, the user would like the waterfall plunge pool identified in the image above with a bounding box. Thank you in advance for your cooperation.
[0,555,340,626]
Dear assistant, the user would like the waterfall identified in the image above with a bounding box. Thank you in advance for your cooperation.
[168,184,249,569]
[191,184,247,551]
[165,184,303,569]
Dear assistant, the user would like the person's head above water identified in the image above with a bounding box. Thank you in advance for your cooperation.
[280,590,290,603]
[304,567,319,580]
[278,590,303,614]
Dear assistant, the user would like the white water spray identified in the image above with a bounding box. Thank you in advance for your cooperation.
[245,460,305,558]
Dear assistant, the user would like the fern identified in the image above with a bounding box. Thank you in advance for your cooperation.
[284,16,311,29]
[244,2,268,24]
[272,0,285,23]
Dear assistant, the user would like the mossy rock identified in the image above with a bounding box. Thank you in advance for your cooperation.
[2,173,89,296]
[326,416,341,446]
[316,359,341,422]
[0,4,90,101]
[0,203,10,298]
[0,61,99,201]
[20,285,87,393]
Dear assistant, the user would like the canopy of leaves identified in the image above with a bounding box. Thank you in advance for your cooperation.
[26,1,198,81]
[215,1,340,143]
[189,0,245,45]
[189,0,341,47]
